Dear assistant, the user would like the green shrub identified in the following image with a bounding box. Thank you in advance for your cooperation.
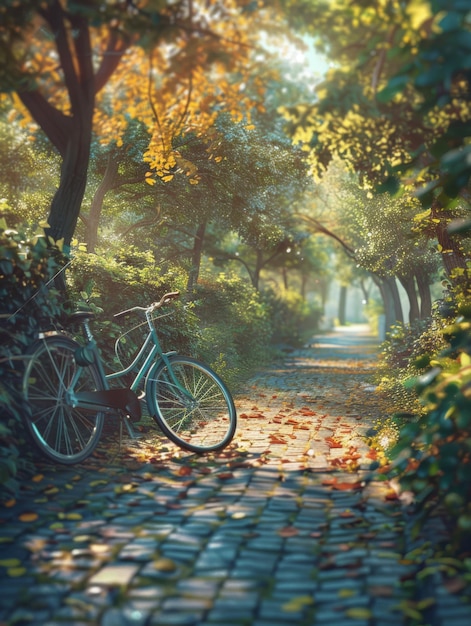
[192,273,273,386]
[67,248,198,371]
[261,287,321,348]
[0,222,66,497]
[390,303,471,549]
[375,317,449,416]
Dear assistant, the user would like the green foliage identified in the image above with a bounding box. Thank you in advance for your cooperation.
[389,303,471,548]
[379,0,471,202]
[0,222,66,497]
[376,317,449,415]
[192,273,273,387]
[261,287,321,348]
[67,248,197,370]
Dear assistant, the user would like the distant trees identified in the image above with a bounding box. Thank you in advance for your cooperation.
[298,162,441,327]
[278,0,471,293]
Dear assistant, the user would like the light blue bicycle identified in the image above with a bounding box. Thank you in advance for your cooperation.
[22,291,237,464]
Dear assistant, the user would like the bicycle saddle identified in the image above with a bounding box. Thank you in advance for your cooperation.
[68,311,96,326]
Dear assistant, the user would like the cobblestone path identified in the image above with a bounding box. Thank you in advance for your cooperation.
[1,326,470,625]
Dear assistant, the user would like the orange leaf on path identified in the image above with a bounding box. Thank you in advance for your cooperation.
[19,512,39,523]
[217,472,234,480]
[325,437,343,449]
[277,526,299,537]
[177,466,192,476]
[321,478,362,491]
[269,435,287,445]
[299,408,316,416]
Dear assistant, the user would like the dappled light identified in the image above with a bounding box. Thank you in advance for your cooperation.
[2,327,469,624]
[1,1,471,624]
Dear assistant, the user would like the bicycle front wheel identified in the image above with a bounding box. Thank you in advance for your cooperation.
[23,335,105,464]
[146,355,237,453]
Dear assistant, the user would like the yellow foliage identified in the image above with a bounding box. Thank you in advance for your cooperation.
[406,0,433,30]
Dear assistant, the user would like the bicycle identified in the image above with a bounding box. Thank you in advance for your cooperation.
[22,291,237,464]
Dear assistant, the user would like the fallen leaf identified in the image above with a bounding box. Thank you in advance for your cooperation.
[58,513,82,521]
[32,474,44,483]
[282,595,314,612]
[19,512,38,523]
[0,558,21,567]
[177,466,192,476]
[277,526,299,537]
[345,608,373,619]
[7,567,27,578]
[369,585,394,597]
[153,558,177,572]
[325,437,343,449]
[217,472,234,480]
[269,435,287,445]
[321,478,362,491]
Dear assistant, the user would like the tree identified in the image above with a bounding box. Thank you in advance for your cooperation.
[276,0,470,286]
[298,162,441,327]
[0,0,272,249]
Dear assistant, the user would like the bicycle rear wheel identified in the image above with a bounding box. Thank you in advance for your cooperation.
[146,355,237,453]
[23,335,104,464]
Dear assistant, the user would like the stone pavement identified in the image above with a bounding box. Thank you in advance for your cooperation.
[1,325,470,626]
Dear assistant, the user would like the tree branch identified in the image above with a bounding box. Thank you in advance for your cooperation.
[297,213,355,256]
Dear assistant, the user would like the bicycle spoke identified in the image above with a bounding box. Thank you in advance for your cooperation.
[23,336,104,464]
[150,356,236,452]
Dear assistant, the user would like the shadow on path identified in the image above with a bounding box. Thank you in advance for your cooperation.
[0,325,469,626]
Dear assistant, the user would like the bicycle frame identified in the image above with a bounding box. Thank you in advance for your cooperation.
[67,301,193,433]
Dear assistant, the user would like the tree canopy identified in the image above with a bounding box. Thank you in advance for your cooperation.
[0,0,279,247]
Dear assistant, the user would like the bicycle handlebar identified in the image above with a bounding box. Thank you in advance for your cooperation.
[114,291,180,318]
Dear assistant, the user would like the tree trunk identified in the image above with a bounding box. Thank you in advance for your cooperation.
[384,276,404,324]
[282,267,288,290]
[252,249,263,290]
[338,285,347,325]
[17,3,128,249]
[415,270,432,318]
[398,275,420,324]
[372,275,394,333]
[431,199,468,282]
[187,221,207,292]
[301,271,308,299]
[86,155,119,253]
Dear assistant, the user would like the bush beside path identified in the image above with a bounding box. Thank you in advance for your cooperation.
[0,325,470,626]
